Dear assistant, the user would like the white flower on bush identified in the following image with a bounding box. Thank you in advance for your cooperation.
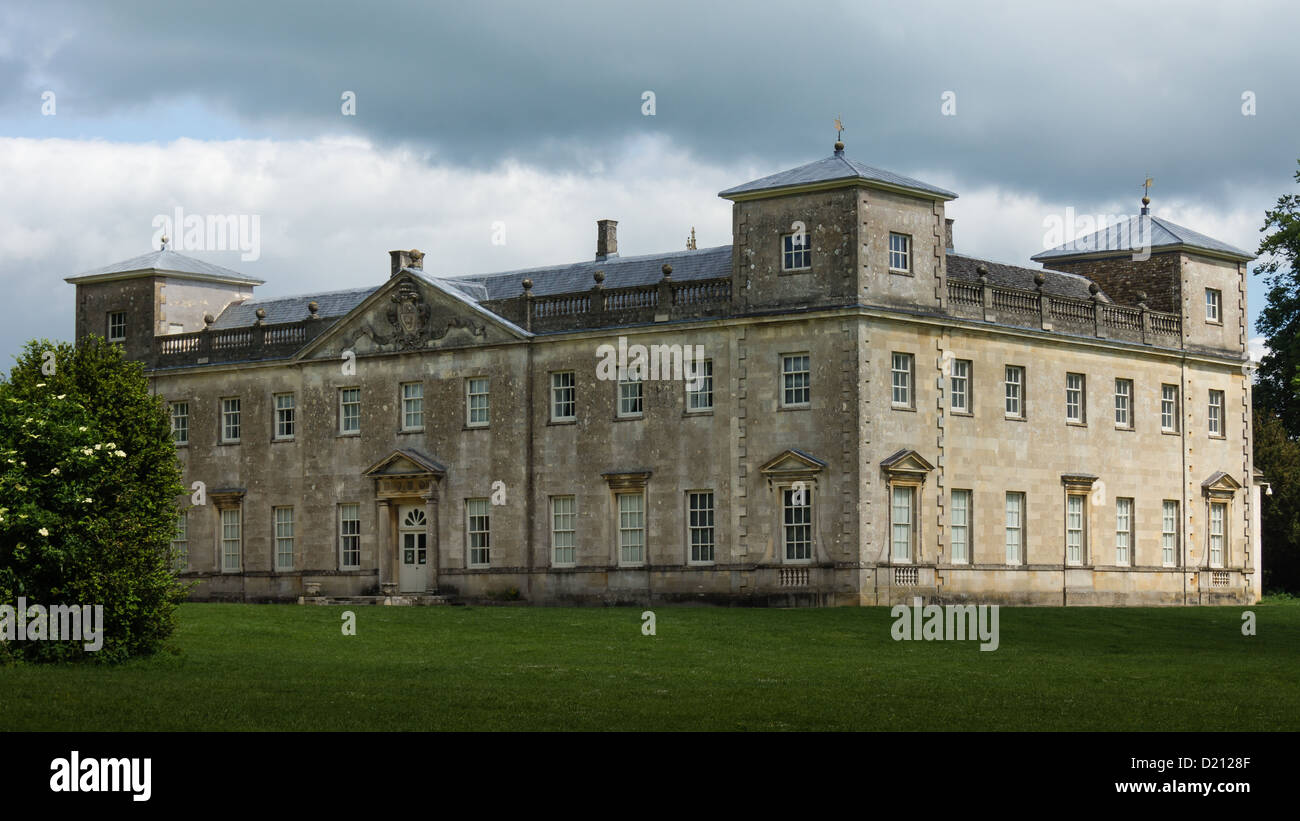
[82,448,93,456]
[48,467,59,475]
[55,394,66,400]
[83,497,92,503]
[93,444,102,451]
[114,450,126,458]
[78,426,88,432]
[38,527,49,537]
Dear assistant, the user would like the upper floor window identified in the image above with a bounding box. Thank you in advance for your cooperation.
[950,359,971,413]
[340,388,361,434]
[551,371,576,422]
[402,382,424,431]
[891,352,914,408]
[782,232,811,271]
[170,402,189,445]
[107,311,126,343]
[1005,366,1025,419]
[686,359,713,412]
[221,398,241,443]
[782,354,810,408]
[1205,288,1222,323]
[274,393,295,439]
[888,233,911,272]
[466,378,489,427]
[1114,378,1133,429]
[1066,373,1086,424]
[1161,384,1179,433]
[617,373,643,418]
[1208,389,1225,437]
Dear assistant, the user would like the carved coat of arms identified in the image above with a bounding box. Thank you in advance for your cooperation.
[382,280,432,349]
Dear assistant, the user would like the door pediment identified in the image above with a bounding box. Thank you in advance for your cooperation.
[364,449,446,500]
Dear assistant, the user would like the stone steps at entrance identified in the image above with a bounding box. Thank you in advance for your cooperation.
[298,594,454,606]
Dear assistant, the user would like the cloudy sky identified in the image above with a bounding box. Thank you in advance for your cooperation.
[1,0,1295,364]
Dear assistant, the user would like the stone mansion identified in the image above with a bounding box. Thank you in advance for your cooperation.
[66,141,1262,605]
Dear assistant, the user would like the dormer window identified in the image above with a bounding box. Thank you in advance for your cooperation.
[782,232,811,271]
[889,233,912,273]
[107,311,126,342]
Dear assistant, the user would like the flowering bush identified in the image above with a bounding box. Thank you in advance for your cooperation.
[0,338,187,663]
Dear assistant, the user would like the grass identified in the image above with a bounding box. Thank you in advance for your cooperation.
[2,601,1297,731]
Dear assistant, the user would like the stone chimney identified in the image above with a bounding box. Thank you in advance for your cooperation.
[596,219,618,260]
[389,248,425,277]
[944,218,954,251]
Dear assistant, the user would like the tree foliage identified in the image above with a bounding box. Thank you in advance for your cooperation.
[1255,411,1300,593]
[0,338,187,663]
[1255,160,1300,436]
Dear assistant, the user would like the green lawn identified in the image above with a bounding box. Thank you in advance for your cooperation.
[2,601,1297,731]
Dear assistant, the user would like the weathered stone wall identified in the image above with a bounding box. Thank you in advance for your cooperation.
[859,188,947,313]
[1048,252,1181,313]
[732,189,858,312]
[72,278,158,361]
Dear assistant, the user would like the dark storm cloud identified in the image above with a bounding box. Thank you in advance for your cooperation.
[3,0,1298,204]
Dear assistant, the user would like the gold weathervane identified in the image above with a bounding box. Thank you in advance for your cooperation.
[834,116,845,142]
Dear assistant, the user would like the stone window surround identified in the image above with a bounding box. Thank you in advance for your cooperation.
[1061,474,1097,568]
[602,471,651,568]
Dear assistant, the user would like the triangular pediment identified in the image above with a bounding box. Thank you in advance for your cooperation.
[880,449,935,476]
[296,270,529,360]
[759,449,827,477]
[1201,471,1242,496]
[362,449,447,478]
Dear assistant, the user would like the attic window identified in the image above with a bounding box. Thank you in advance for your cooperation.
[782,232,811,271]
[889,233,911,273]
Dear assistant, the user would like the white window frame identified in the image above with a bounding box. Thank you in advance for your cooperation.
[1209,501,1226,568]
[1066,493,1086,565]
[274,506,294,571]
[891,484,915,563]
[888,232,912,273]
[1208,389,1224,437]
[340,387,361,435]
[781,354,810,408]
[220,507,241,572]
[950,359,971,414]
[172,511,188,572]
[687,490,715,565]
[551,496,576,567]
[551,371,576,422]
[617,491,646,566]
[1161,500,1179,567]
[339,503,361,570]
[1005,492,1025,565]
[1114,378,1133,429]
[170,401,189,445]
[401,382,424,431]
[617,373,643,418]
[274,393,295,440]
[950,489,970,564]
[1205,288,1222,323]
[686,359,713,412]
[1005,366,1024,419]
[782,231,811,271]
[107,311,126,342]
[1161,384,1179,433]
[1115,497,1132,566]
[466,498,491,568]
[1066,372,1086,424]
[891,352,914,409]
[465,377,489,428]
[221,397,241,444]
[781,486,813,563]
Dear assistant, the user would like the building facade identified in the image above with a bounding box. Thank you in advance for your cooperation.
[66,142,1262,605]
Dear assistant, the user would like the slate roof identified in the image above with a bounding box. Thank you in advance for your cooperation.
[718,149,957,200]
[1031,215,1253,262]
[211,286,375,329]
[65,248,264,284]
[947,253,1108,302]
[452,245,732,301]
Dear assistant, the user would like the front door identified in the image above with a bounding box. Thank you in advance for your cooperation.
[398,505,431,593]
